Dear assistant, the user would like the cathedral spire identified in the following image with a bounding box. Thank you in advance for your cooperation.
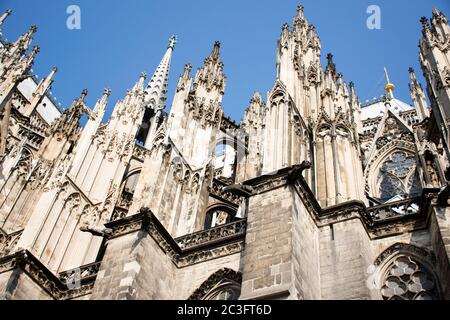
[144,35,176,111]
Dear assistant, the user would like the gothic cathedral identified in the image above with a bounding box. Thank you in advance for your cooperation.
[0,5,449,300]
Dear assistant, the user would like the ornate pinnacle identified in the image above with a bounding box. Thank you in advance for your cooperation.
[103,88,112,96]
[140,71,147,80]
[420,17,429,29]
[408,68,420,85]
[326,53,336,74]
[182,63,192,78]
[168,35,177,50]
[250,92,263,104]
[80,89,88,100]
[297,4,304,17]
[211,41,221,60]
[326,53,333,64]
[31,45,40,55]
[0,9,12,26]
[432,8,440,17]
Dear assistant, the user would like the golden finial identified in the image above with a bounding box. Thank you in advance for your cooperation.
[384,67,395,99]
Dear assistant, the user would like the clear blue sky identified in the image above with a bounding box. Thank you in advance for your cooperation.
[1,0,449,122]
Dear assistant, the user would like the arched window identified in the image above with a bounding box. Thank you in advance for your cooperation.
[203,282,241,300]
[380,255,440,300]
[188,268,242,301]
[116,171,141,212]
[376,151,422,202]
[214,141,237,181]
[204,206,237,229]
[123,171,140,194]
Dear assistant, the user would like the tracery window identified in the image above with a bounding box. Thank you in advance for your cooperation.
[189,269,242,301]
[204,284,241,300]
[376,151,422,202]
[381,256,440,300]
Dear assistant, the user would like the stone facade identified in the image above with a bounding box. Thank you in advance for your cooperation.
[0,5,449,300]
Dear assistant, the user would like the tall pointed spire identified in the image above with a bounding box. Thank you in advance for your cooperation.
[144,35,176,111]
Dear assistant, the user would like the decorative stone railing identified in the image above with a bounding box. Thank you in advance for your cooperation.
[368,197,421,222]
[59,261,102,285]
[175,219,247,251]
[0,229,23,257]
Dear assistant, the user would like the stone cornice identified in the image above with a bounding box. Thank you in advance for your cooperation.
[105,209,246,268]
[243,166,300,195]
[0,250,97,300]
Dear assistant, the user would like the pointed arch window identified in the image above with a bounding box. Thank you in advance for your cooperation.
[188,269,242,301]
[381,255,440,300]
[376,151,422,202]
[203,283,241,300]
[204,206,237,230]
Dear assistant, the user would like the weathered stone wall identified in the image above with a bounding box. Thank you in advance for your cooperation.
[0,270,15,299]
[91,231,175,300]
[240,185,294,300]
[291,191,321,299]
[429,206,450,299]
[318,219,372,300]
[72,293,92,300]
[9,269,53,300]
[91,224,243,300]
[176,252,242,299]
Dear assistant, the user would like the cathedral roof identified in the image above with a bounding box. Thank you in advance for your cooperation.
[360,97,414,121]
